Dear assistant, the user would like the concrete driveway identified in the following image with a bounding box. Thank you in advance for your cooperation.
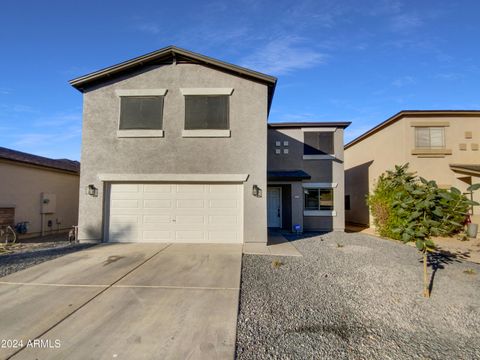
[0,243,242,360]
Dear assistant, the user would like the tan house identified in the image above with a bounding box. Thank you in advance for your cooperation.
[0,147,80,238]
[344,110,480,228]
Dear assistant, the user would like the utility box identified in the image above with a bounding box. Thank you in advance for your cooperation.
[41,193,56,214]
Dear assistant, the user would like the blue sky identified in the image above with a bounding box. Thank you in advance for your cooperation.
[1,0,479,160]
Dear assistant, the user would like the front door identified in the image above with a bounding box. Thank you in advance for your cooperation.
[267,187,282,228]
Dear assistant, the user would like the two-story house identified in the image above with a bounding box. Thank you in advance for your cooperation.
[345,110,480,229]
[267,122,349,233]
[70,46,348,244]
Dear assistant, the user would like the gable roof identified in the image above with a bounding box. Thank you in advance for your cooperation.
[69,45,278,112]
[345,110,480,150]
[0,147,80,174]
[268,121,351,129]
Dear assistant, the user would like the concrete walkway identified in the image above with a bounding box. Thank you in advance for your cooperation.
[0,243,242,359]
[243,232,302,257]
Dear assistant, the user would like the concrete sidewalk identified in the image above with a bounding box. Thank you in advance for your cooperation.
[243,232,302,257]
[0,243,242,359]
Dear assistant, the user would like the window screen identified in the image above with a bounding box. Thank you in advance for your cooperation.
[119,96,164,130]
[304,132,334,155]
[185,95,229,130]
[304,189,334,211]
[415,127,445,148]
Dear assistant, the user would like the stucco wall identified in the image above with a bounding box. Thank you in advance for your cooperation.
[0,160,79,237]
[79,63,268,243]
[345,114,480,226]
[267,127,345,231]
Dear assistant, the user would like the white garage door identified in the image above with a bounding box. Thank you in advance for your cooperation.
[108,183,243,243]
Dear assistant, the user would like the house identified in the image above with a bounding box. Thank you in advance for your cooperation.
[0,147,80,238]
[70,45,348,244]
[344,110,480,228]
[267,122,349,233]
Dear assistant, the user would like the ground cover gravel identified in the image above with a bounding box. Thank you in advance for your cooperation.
[236,232,480,359]
[0,243,94,278]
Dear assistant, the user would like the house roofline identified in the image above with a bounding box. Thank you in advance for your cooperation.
[345,110,480,150]
[69,45,277,113]
[0,147,80,174]
[268,121,351,129]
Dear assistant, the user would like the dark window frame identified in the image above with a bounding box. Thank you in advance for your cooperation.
[303,131,335,155]
[119,96,164,130]
[304,188,334,211]
[184,95,230,130]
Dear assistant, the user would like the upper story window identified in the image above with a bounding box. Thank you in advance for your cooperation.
[120,96,164,130]
[180,88,233,137]
[415,127,445,149]
[115,89,167,138]
[304,132,334,155]
[185,95,229,130]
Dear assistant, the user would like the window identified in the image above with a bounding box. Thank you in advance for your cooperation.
[304,132,334,155]
[304,188,334,211]
[185,95,229,130]
[119,96,164,130]
[415,127,445,149]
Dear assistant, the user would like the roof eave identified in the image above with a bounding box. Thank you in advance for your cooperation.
[69,45,277,90]
[345,110,480,150]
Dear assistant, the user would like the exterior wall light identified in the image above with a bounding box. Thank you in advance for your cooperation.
[87,184,98,197]
[252,185,262,197]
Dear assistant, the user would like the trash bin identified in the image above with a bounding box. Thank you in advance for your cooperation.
[467,223,478,238]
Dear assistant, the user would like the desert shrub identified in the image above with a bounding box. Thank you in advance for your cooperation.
[368,164,473,239]
[367,164,415,239]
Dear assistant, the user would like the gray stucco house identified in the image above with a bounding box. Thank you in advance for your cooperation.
[70,46,349,244]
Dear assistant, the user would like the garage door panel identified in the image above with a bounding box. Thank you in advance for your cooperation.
[111,199,140,209]
[208,215,238,226]
[111,184,141,192]
[144,199,173,209]
[175,215,205,225]
[176,199,205,209]
[143,215,171,224]
[143,184,172,193]
[142,230,173,242]
[108,183,243,243]
[209,199,238,209]
[176,184,206,193]
[175,231,206,242]
[208,231,238,243]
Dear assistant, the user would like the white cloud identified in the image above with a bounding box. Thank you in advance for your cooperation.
[434,73,463,80]
[392,75,415,87]
[240,37,326,75]
[390,13,423,33]
[135,23,161,35]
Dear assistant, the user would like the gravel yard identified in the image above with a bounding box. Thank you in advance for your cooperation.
[0,243,94,278]
[236,232,480,359]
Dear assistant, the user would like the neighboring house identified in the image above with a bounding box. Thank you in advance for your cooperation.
[267,122,349,232]
[0,147,80,238]
[70,45,348,244]
[344,110,480,228]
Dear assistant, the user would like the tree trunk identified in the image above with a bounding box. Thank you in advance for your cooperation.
[423,251,430,298]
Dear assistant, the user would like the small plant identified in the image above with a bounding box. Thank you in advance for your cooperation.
[271,259,284,269]
[336,243,344,248]
[464,269,476,275]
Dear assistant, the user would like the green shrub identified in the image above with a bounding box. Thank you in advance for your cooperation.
[367,164,415,239]
[369,164,479,297]
[368,164,475,239]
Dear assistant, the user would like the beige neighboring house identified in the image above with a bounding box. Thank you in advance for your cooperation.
[344,110,480,229]
[0,147,80,238]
